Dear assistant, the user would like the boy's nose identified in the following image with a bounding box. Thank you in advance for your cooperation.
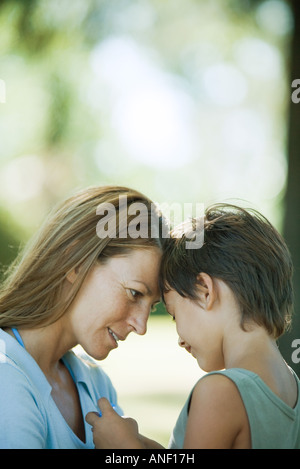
[178,336,186,347]
[178,336,192,354]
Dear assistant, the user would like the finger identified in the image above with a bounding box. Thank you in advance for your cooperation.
[97,397,115,415]
[85,411,100,426]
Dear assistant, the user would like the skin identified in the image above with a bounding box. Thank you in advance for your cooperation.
[86,272,298,449]
[6,247,162,443]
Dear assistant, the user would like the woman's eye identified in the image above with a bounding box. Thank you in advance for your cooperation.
[129,289,142,299]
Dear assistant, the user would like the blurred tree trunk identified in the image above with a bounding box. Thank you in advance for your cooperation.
[278,0,300,377]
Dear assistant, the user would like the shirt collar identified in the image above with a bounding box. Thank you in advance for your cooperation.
[0,329,92,393]
[0,328,52,399]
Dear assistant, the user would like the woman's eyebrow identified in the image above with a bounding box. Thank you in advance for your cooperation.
[132,280,162,303]
[132,280,152,295]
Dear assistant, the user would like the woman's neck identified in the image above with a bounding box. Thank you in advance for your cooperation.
[7,318,77,376]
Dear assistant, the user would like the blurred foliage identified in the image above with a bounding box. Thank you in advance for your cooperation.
[0,0,299,436]
[0,209,19,272]
[0,0,295,314]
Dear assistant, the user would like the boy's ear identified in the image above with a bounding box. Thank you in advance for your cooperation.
[195,273,216,310]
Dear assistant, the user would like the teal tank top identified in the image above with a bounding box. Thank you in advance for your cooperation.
[168,368,300,449]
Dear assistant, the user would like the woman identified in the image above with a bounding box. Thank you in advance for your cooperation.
[0,186,165,448]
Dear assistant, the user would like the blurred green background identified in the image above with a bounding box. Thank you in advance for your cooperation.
[0,0,300,445]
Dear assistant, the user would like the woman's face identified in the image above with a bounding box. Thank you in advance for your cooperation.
[68,248,162,360]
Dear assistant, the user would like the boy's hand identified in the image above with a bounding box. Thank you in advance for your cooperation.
[85,398,145,449]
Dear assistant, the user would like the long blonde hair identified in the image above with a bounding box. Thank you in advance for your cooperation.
[0,186,165,328]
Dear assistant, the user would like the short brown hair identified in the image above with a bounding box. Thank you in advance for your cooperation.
[160,203,294,338]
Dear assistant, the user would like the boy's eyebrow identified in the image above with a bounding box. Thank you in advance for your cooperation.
[161,292,166,304]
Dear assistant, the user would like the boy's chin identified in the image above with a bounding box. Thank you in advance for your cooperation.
[196,356,225,373]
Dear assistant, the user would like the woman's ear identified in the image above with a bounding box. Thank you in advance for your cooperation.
[195,273,216,310]
[66,266,80,285]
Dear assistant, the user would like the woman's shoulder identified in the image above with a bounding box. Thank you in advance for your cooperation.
[0,357,48,434]
[0,347,48,448]
[0,356,30,384]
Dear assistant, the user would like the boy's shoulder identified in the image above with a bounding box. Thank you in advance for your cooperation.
[185,371,251,448]
[192,368,259,408]
[192,371,245,409]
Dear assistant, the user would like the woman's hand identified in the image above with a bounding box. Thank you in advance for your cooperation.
[85,398,145,449]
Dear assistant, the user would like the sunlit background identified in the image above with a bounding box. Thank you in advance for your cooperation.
[0,0,297,446]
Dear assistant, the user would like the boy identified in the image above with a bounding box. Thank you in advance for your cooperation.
[86,204,300,449]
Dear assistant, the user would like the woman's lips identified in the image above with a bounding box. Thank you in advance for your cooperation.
[108,328,119,347]
[108,328,126,347]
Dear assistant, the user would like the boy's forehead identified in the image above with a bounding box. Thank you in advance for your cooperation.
[163,289,178,307]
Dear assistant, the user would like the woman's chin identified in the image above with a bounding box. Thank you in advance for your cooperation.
[81,344,112,361]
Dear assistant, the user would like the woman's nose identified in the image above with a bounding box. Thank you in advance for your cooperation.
[129,309,149,336]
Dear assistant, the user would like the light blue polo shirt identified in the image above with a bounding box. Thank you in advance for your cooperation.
[0,328,123,449]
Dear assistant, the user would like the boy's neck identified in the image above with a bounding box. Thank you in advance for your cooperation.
[223,324,280,372]
[222,324,298,408]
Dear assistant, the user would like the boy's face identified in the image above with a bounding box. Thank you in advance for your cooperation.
[164,289,225,372]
